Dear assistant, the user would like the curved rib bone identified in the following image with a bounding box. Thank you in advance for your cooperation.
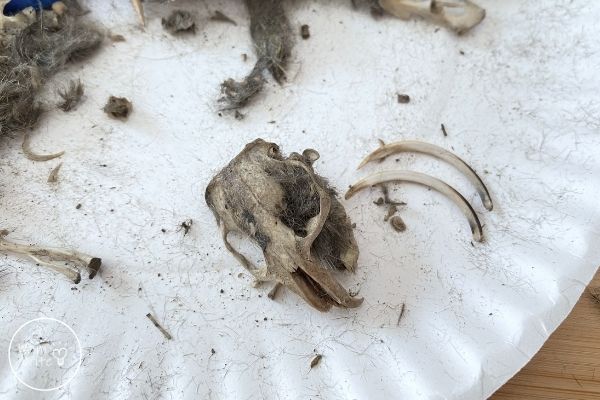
[358,140,493,211]
[345,170,483,242]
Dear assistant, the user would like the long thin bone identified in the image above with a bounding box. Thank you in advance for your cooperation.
[0,234,101,282]
[345,170,483,241]
[358,140,493,211]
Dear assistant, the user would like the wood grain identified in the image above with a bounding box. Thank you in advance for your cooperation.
[491,268,600,400]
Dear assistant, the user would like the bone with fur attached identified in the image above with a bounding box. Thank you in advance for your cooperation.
[206,139,362,312]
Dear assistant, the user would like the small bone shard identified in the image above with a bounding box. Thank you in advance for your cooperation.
[378,0,485,34]
[358,140,493,211]
[397,303,406,325]
[206,139,362,311]
[162,10,196,34]
[57,79,84,111]
[211,10,237,25]
[103,96,132,120]
[346,170,483,241]
[0,231,101,283]
[131,0,145,26]
[52,2,67,15]
[47,162,63,183]
[146,313,172,340]
[109,33,126,42]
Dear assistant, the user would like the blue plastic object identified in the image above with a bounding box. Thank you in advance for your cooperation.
[3,0,58,16]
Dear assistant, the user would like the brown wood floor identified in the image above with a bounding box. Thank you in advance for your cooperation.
[491,268,600,400]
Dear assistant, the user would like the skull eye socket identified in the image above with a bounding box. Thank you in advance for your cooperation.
[267,145,281,159]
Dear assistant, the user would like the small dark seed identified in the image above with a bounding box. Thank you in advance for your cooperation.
[390,215,406,232]
[310,354,322,369]
[397,94,410,104]
[301,24,310,39]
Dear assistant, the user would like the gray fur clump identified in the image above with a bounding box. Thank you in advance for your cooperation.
[103,96,132,120]
[220,0,292,110]
[57,79,84,111]
[0,59,41,135]
[0,12,103,137]
[162,10,196,34]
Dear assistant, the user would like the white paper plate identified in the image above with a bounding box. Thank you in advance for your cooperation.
[1,1,599,399]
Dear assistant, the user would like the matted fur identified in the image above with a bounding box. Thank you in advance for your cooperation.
[0,10,102,137]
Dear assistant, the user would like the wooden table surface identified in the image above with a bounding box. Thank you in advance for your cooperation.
[491,268,600,400]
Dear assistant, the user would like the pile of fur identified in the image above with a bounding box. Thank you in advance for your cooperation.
[220,0,292,110]
[0,9,102,138]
